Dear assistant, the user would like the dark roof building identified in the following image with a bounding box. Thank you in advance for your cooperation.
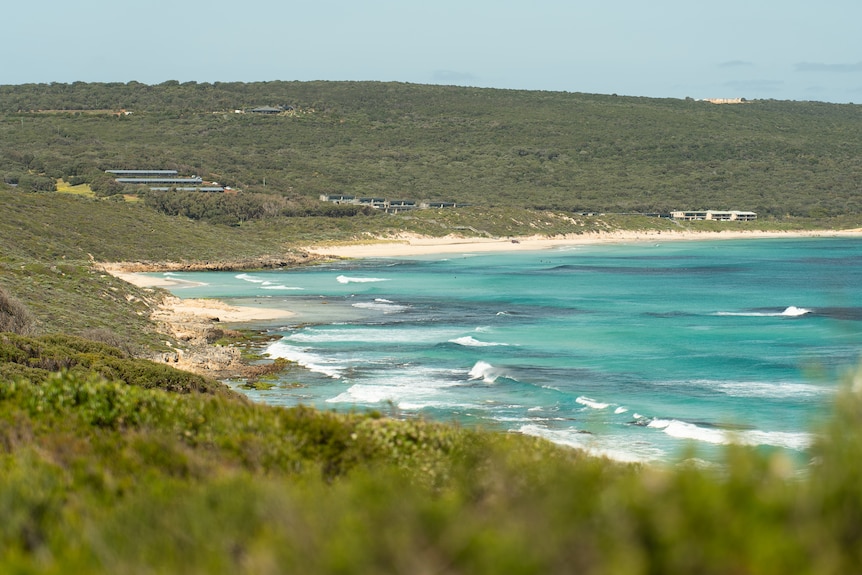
[249,106,288,114]
[106,170,178,176]
[115,177,203,185]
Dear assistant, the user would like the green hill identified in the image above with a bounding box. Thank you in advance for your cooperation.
[2,81,861,217]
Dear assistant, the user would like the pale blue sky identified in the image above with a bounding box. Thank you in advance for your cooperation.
[5,0,861,103]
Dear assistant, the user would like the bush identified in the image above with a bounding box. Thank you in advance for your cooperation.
[0,285,36,335]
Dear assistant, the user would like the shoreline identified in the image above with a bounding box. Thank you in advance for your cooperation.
[101,228,862,380]
[99,263,298,324]
[303,228,862,258]
[101,228,862,341]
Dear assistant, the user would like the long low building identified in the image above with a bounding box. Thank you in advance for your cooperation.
[106,170,178,177]
[671,210,757,221]
[115,177,203,185]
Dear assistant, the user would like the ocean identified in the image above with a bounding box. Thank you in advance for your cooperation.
[155,237,862,464]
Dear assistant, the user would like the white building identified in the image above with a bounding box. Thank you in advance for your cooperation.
[671,210,757,221]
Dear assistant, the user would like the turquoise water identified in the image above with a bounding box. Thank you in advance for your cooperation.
[158,238,862,464]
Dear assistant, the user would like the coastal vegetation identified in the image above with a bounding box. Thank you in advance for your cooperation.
[2,350,862,573]
[3,81,862,222]
[2,81,862,572]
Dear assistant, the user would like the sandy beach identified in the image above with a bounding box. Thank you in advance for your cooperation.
[160,296,295,323]
[99,264,295,324]
[304,229,862,258]
[99,228,862,379]
[101,228,862,328]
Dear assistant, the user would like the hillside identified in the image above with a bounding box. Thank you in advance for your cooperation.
[2,81,861,218]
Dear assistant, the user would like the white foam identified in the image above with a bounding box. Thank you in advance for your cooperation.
[614,406,629,414]
[648,419,728,444]
[742,429,813,451]
[468,361,505,383]
[647,418,813,450]
[706,380,829,399]
[518,424,666,464]
[449,336,508,347]
[576,396,610,410]
[266,341,346,379]
[236,273,266,283]
[352,301,408,313]
[261,285,304,290]
[326,364,472,410]
[715,306,812,318]
[336,275,389,284]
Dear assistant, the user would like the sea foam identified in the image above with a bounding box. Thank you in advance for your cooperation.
[576,396,610,410]
[518,424,666,464]
[647,418,812,450]
[468,361,505,383]
[236,273,266,283]
[715,306,812,317]
[336,275,389,284]
[266,340,346,379]
[449,336,508,347]
[352,299,408,313]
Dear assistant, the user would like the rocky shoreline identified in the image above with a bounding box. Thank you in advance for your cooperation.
[100,256,323,382]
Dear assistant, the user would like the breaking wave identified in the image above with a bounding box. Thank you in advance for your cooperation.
[266,340,346,379]
[336,275,390,284]
[576,396,610,410]
[449,336,509,347]
[351,299,408,313]
[715,306,811,317]
[647,418,812,450]
[468,361,507,383]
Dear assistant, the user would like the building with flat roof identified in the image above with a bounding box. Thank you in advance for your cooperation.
[106,170,178,177]
[671,210,757,221]
[115,177,203,185]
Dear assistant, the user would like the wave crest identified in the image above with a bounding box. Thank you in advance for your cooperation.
[337,275,389,284]
[468,361,506,383]
[715,305,811,317]
[450,336,508,347]
[647,418,812,450]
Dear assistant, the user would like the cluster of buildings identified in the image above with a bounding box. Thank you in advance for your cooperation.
[107,170,756,222]
[320,194,462,213]
[106,170,227,192]
[321,195,757,220]
[670,210,757,221]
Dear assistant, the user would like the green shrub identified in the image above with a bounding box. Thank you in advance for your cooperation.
[1,366,862,573]
[0,285,36,335]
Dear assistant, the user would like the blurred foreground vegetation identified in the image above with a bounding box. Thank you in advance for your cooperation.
[1,332,862,573]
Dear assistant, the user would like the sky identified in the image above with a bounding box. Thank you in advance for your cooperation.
[5,0,861,103]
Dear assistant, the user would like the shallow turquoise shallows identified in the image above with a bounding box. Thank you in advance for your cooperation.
[155,237,862,464]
